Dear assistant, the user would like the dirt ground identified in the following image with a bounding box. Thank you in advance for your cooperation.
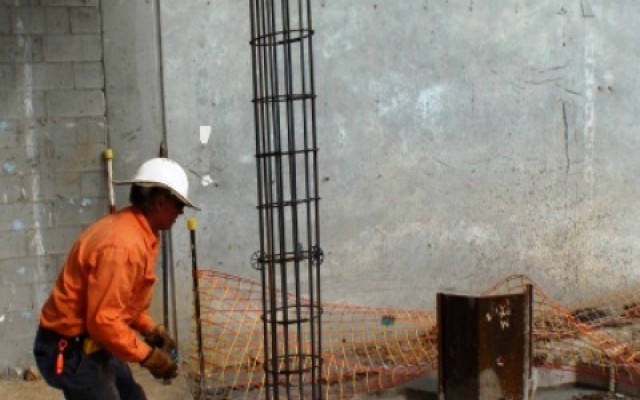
[0,364,193,400]
[0,367,632,400]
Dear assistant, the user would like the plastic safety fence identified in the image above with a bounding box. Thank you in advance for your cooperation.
[187,270,437,399]
[484,275,640,387]
[188,271,640,399]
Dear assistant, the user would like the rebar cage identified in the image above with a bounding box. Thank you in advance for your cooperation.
[249,0,323,398]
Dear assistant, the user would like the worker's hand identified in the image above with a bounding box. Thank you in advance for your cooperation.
[141,348,178,380]
[145,325,176,353]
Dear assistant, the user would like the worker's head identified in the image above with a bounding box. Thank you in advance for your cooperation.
[117,157,199,231]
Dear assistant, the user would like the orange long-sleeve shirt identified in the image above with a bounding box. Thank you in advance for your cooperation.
[39,206,159,362]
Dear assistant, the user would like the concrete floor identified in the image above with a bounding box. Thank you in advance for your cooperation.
[0,366,633,400]
[356,372,636,400]
[360,386,626,400]
[0,364,192,400]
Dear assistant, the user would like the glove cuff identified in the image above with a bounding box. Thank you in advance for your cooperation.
[141,347,154,365]
[152,325,167,334]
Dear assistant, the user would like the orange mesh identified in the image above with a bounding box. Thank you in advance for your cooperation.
[188,271,640,399]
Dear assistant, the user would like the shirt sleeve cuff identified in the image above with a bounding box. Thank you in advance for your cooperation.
[134,341,154,363]
[132,314,156,336]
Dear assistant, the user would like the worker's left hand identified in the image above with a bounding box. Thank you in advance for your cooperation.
[141,347,178,380]
[145,325,176,353]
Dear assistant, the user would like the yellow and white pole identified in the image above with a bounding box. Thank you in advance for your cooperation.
[103,148,116,214]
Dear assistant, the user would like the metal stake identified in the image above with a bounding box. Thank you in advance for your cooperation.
[188,218,206,399]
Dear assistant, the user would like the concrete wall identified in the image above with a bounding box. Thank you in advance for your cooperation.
[0,0,106,373]
[159,1,640,314]
[2,0,640,388]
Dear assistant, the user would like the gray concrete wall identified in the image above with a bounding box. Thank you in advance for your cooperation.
[2,0,640,391]
[160,1,640,315]
[157,4,640,390]
[0,0,106,373]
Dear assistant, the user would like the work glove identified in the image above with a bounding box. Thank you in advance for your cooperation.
[141,347,178,380]
[145,325,176,353]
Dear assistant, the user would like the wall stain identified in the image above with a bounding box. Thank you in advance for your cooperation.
[11,220,25,231]
[3,162,16,174]
[201,174,214,187]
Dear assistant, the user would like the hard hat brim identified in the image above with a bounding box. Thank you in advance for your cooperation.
[114,180,200,211]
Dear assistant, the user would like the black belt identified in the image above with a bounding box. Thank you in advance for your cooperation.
[38,326,87,347]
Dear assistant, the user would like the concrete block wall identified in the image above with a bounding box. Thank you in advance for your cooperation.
[0,0,106,374]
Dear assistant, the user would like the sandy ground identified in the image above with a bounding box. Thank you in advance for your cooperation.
[0,364,193,400]
[0,365,627,400]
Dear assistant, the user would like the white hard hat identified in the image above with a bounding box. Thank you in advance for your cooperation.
[115,157,199,210]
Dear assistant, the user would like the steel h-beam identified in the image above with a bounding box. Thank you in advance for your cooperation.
[249,0,323,399]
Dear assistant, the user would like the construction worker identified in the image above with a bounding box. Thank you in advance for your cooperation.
[33,157,199,400]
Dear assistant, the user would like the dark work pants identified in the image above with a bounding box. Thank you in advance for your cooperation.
[33,327,147,400]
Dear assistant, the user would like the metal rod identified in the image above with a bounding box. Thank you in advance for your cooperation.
[158,141,170,330]
[188,218,206,399]
[153,0,180,359]
[158,140,179,362]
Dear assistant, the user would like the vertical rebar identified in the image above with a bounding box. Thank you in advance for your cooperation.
[249,0,323,398]
[187,218,205,399]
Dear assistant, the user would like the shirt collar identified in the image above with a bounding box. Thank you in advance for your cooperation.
[126,206,159,251]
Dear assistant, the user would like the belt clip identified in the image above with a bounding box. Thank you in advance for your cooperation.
[55,339,68,375]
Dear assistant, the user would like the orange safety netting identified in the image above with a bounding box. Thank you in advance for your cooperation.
[188,270,640,399]
[485,275,640,384]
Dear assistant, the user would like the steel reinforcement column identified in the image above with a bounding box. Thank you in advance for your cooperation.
[249,0,323,399]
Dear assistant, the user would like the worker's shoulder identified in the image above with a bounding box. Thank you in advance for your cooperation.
[84,210,149,249]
